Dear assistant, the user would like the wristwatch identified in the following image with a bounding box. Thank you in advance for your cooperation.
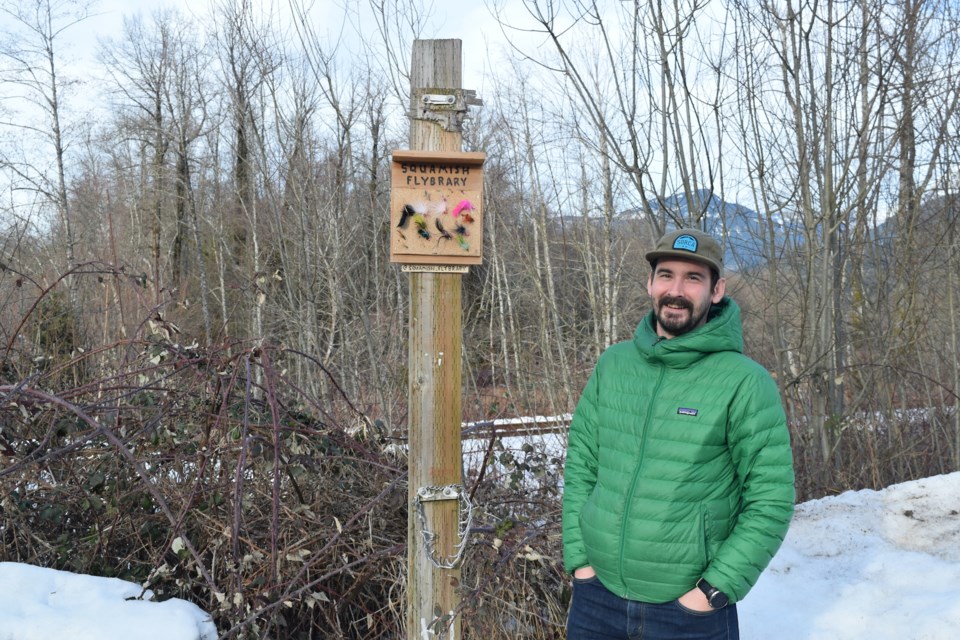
[696,578,729,609]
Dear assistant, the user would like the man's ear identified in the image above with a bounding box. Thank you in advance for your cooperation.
[711,277,726,303]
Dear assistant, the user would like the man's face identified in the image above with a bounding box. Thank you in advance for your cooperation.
[647,259,725,338]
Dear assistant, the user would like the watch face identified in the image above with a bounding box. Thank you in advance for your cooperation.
[710,591,729,608]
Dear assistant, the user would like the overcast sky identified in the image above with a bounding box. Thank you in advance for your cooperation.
[76,0,526,95]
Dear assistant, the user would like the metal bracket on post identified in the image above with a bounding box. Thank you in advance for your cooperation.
[413,484,473,569]
[410,88,483,133]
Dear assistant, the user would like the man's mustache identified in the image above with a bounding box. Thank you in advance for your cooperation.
[658,296,693,311]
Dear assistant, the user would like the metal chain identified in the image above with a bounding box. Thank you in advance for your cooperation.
[413,484,473,569]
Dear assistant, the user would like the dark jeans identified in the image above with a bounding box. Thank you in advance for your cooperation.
[567,575,739,640]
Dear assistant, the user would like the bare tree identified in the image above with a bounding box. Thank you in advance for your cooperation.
[491,0,732,232]
[0,0,91,329]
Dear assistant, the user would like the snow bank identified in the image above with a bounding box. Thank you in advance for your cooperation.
[0,562,217,640]
[741,472,960,639]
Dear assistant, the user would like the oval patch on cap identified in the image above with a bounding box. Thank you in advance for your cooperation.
[672,234,699,253]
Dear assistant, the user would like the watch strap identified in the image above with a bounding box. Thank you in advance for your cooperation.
[696,577,729,608]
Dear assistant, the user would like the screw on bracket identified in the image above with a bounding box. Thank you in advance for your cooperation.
[410,88,484,133]
[422,94,456,105]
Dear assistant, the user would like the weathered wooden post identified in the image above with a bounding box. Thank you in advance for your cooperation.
[392,39,483,639]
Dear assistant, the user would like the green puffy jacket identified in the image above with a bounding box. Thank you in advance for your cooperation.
[562,297,795,604]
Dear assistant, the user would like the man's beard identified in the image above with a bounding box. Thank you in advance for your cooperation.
[655,295,709,337]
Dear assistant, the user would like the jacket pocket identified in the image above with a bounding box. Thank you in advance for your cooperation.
[578,490,600,552]
[702,496,738,562]
[700,504,710,566]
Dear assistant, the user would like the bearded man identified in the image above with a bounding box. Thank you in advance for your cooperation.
[563,229,796,640]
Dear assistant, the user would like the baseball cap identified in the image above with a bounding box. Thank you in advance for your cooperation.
[645,228,723,275]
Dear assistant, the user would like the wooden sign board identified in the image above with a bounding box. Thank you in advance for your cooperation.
[390,150,485,265]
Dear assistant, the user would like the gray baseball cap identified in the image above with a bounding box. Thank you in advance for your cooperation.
[645,229,723,275]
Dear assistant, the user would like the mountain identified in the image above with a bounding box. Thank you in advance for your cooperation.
[647,189,796,272]
[555,188,798,272]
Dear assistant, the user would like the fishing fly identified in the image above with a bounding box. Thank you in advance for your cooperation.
[435,219,453,242]
[451,199,474,217]
[397,204,416,228]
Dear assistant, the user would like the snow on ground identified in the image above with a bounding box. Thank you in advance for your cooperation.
[742,471,960,639]
[1,471,958,639]
[0,562,216,640]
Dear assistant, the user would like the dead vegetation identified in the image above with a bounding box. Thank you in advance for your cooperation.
[0,291,571,638]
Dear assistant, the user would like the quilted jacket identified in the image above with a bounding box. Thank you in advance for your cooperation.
[562,297,795,604]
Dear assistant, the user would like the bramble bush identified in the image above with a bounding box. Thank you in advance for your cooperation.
[0,280,569,639]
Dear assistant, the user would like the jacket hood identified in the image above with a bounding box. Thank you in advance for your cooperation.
[633,296,745,367]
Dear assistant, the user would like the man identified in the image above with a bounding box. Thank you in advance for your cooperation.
[563,229,795,639]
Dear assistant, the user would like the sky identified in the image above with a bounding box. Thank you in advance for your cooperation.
[3,470,959,639]
[78,0,518,95]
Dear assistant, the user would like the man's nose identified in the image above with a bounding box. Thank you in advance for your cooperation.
[666,280,686,297]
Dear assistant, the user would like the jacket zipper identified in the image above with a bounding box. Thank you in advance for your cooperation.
[616,360,666,590]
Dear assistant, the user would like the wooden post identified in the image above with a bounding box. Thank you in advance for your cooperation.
[407,39,465,639]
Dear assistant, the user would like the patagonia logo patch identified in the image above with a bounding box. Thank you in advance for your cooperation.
[677,407,699,417]
[672,234,699,253]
